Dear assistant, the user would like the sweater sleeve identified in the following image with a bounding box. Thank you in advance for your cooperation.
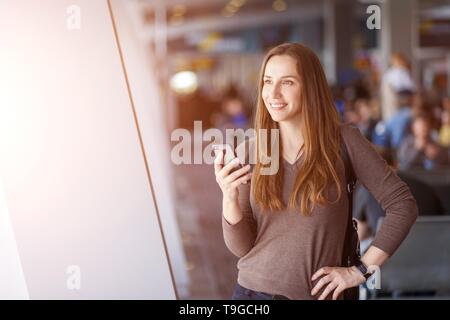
[342,124,418,255]
[222,140,257,258]
[222,182,257,257]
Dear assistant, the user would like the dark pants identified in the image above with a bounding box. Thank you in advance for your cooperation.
[231,283,290,300]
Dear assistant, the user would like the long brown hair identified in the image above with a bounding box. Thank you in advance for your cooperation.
[252,43,343,215]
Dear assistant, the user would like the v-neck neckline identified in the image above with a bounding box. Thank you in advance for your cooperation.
[282,151,305,167]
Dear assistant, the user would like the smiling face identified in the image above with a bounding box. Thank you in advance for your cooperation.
[253,43,343,216]
[262,55,302,123]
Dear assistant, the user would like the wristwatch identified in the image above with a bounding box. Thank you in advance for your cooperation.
[354,260,373,280]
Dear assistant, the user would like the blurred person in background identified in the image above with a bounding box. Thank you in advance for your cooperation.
[443,96,450,112]
[331,85,346,121]
[211,84,249,132]
[439,108,450,148]
[372,89,414,150]
[381,53,415,121]
[439,97,450,147]
[352,98,377,142]
[397,112,449,170]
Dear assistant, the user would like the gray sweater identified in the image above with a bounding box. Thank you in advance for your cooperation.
[222,124,418,300]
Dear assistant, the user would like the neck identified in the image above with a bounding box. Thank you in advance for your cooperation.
[278,118,304,157]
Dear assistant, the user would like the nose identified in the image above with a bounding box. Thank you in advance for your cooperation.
[268,82,282,99]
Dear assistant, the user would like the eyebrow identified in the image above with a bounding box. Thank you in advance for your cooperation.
[263,75,299,79]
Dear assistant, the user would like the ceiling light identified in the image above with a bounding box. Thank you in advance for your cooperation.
[172,4,187,16]
[170,71,198,95]
[273,0,287,12]
[230,0,246,7]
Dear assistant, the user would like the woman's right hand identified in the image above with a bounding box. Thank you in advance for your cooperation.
[214,150,252,203]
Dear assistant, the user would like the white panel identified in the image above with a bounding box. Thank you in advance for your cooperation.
[110,0,190,294]
[0,0,175,299]
[0,181,29,299]
[111,0,189,296]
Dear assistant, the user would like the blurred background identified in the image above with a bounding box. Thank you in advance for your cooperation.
[123,0,449,299]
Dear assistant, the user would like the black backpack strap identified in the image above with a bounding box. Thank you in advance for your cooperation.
[341,137,356,197]
[341,137,356,256]
[341,133,360,300]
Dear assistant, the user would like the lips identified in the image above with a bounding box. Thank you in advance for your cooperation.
[270,103,288,109]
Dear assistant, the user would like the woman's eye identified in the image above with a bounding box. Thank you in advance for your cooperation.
[264,79,272,84]
[282,80,294,85]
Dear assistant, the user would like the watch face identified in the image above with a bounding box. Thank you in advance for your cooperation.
[364,273,372,280]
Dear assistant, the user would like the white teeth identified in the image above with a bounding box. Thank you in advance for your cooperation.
[270,103,287,108]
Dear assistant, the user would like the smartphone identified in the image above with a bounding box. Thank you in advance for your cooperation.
[212,144,243,173]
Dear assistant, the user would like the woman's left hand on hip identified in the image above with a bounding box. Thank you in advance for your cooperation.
[311,266,365,300]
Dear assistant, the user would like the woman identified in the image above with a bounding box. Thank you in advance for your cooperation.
[213,43,418,300]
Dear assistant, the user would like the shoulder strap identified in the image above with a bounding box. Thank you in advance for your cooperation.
[341,137,356,194]
[341,134,358,265]
[341,133,361,300]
